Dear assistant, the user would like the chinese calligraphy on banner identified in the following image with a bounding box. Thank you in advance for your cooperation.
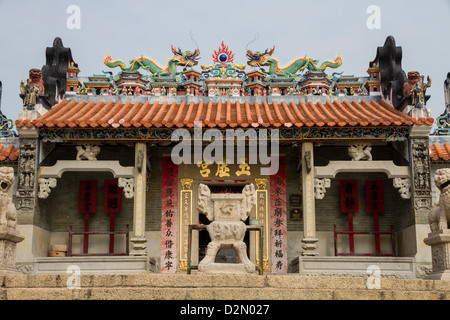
[160,157,178,273]
[104,180,122,214]
[270,156,287,273]
[79,180,97,214]
[179,185,192,270]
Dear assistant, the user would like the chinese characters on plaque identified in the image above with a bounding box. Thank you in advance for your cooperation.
[160,157,178,273]
[270,156,287,273]
[197,158,251,178]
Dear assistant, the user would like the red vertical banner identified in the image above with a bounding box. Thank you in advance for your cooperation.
[104,180,122,214]
[366,180,385,255]
[104,180,122,254]
[270,156,287,273]
[79,180,97,215]
[340,180,358,254]
[160,157,178,273]
[79,180,97,254]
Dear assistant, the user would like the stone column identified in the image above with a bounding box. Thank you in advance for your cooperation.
[130,143,147,256]
[409,125,433,271]
[301,142,318,255]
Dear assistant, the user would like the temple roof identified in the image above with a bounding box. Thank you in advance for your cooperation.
[16,97,433,130]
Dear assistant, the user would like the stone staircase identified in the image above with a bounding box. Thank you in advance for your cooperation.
[1,273,449,300]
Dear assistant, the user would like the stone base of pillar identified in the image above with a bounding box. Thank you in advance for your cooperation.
[130,237,147,256]
[0,226,25,275]
[424,230,450,280]
[301,237,319,256]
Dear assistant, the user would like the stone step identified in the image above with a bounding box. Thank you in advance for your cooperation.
[1,274,449,300]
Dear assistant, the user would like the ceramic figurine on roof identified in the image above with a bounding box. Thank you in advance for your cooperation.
[103,46,200,78]
[410,75,431,108]
[19,79,39,111]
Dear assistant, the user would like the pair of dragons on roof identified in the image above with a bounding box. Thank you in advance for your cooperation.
[103,45,342,77]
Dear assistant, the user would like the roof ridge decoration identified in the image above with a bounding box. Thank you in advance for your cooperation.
[430,72,450,135]
[103,46,201,79]
[245,46,343,79]
[201,41,246,80]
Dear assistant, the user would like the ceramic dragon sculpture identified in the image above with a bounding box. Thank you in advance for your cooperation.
[246,46,342,76]
[104,46,200,77]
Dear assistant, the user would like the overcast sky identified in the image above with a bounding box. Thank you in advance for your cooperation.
[0,0,449,125]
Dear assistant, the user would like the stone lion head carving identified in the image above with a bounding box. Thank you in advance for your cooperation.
[0,167,15,193]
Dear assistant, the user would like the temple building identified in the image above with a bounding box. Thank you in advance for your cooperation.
[8,36,438,278]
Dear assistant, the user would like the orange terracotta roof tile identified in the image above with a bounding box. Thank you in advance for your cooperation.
[16,98,432,130]
[430,143,450,161]
[0,145,19,161]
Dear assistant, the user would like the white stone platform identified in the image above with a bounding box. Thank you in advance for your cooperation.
[291,256,416,278]
[33,256,157,274]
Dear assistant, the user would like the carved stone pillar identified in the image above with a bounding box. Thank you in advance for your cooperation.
[301,142,318,255]
[16,132,39,213]
[409,125,433,270]
[410,134,433,217]
[130,143,147,256]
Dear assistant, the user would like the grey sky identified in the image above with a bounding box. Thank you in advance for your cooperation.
[0,0,449,126]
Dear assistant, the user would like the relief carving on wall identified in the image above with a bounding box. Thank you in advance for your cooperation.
[16,138,37,211]
[411,138,432,210]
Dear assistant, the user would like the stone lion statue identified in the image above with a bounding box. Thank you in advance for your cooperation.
[0,167,17,229]
[429,169,450,232]
[76,144,101,161]
[348,142,372,161]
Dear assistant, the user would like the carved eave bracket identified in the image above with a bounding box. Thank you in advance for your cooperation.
[118,177,135,198]
[38,178,57,199]
[393,178,411,199]
[314,178,331,200]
